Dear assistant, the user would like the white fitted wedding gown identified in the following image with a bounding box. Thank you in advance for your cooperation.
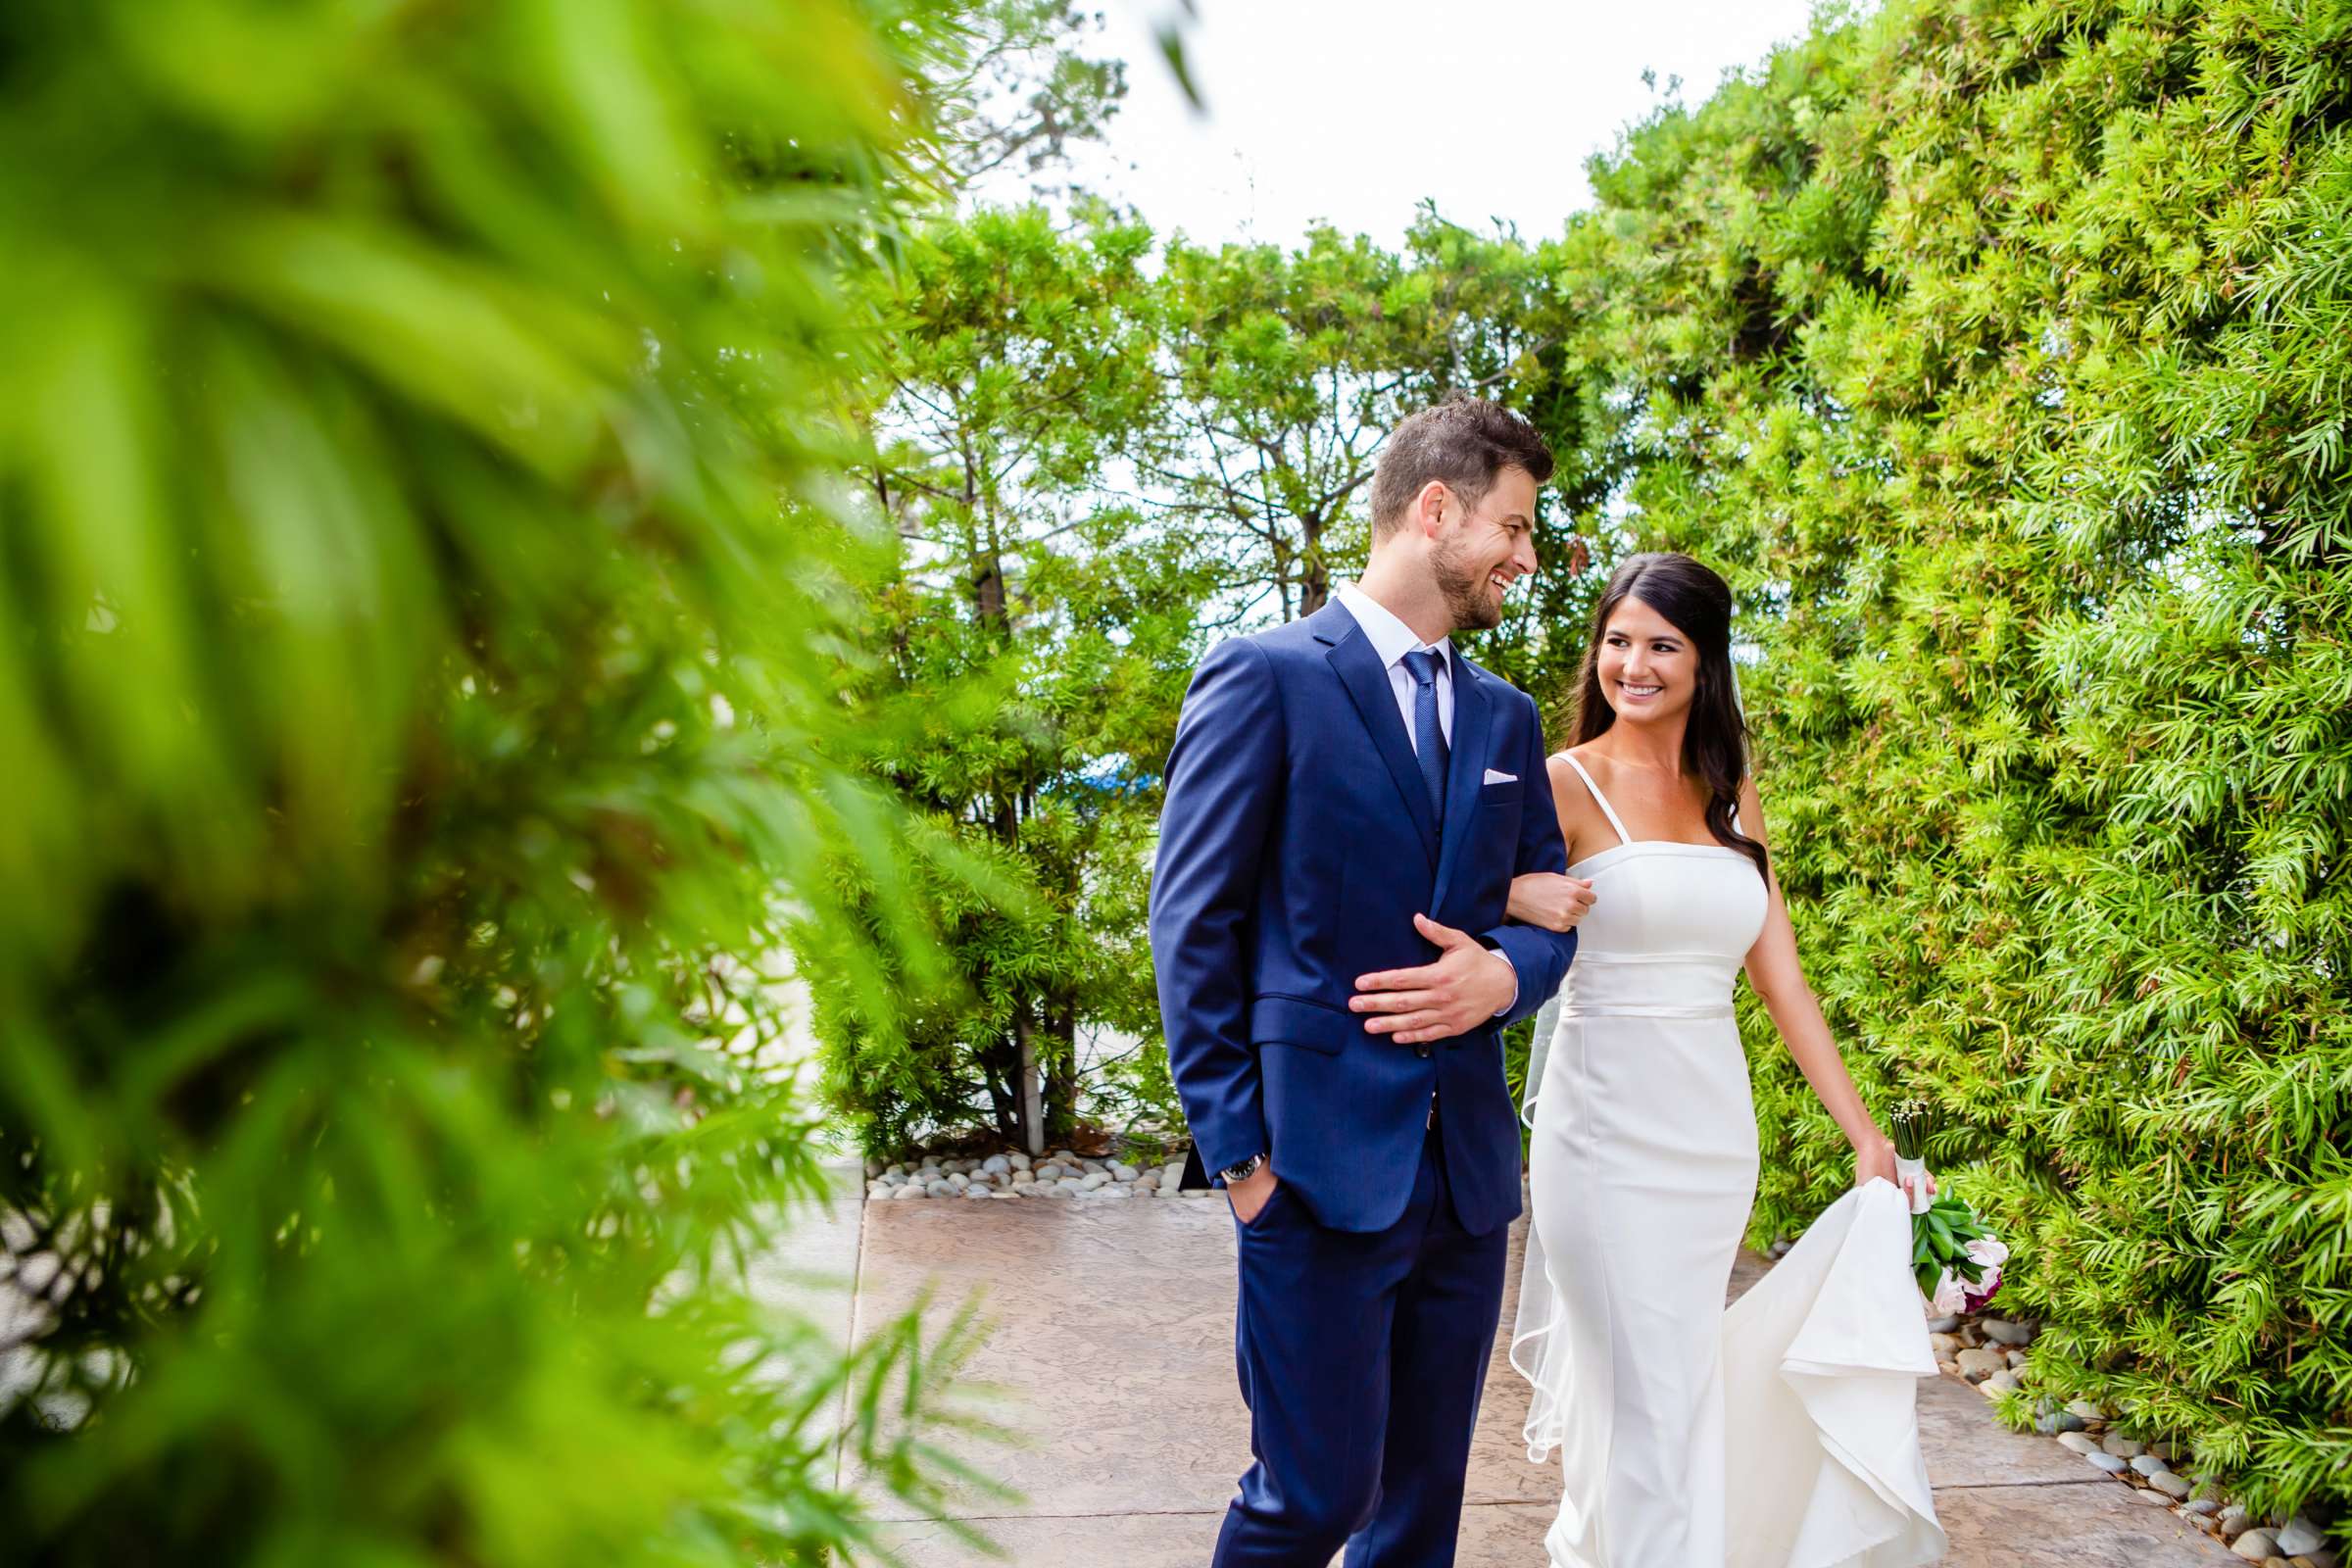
[1513,755,1945,1568]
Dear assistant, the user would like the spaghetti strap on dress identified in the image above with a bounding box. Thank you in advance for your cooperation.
[1558,752,1632,844]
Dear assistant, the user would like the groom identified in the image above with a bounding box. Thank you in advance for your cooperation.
[1150,397,1580,1566]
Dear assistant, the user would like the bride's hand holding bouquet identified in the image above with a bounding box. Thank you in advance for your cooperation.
[1888,1099,2008,1317]
[1851,1130,1937,1210]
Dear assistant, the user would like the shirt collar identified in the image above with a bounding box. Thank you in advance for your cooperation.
[1336,581,1451,674]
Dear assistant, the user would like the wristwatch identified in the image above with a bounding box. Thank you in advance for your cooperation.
[1219,1152,1267,1185]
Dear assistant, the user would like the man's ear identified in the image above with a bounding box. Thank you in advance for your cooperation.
[1413,479,1449,540]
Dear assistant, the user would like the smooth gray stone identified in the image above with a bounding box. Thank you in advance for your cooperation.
[1956,1347,2008,1381]
[2276,1518,2323,1556]
[2149,1472,2193,1500]
[2087,1452,2131,1474]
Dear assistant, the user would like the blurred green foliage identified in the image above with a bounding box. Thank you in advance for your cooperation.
[0,0,1109,1561]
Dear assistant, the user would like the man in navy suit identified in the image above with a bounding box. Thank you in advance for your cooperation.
[1150,398,1582,1567]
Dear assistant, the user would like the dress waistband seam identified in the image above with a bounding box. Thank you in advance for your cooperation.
[1560,1004,1738,1019]
[1567,953,1742,964]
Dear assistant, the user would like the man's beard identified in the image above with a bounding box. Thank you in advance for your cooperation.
[1431,538,1504,632]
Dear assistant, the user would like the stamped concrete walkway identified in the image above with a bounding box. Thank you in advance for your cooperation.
[759,1178,2232,1567]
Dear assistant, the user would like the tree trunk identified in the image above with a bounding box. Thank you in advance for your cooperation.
[983,1048,1017,1144]
[974,557,1005,627]
[1298,515,1329,616]
[1041,996,1078,1141]
[1011,1004,1044,1155]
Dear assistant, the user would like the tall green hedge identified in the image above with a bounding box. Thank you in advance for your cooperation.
[0,2,997,1560]
[1543,0,2350,1529]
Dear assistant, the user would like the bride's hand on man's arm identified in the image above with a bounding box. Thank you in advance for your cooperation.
[1508,872,1595,932]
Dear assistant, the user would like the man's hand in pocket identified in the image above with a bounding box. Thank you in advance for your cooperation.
[1227,1161,1278,1224]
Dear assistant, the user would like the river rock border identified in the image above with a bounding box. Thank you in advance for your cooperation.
[1918,1305,2338,1566]
[865,1150,1206,1202]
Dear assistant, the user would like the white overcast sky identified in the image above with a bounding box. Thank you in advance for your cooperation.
[975,0,1836,247]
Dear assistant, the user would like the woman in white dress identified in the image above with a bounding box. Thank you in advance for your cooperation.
[1504,553,1947,1568]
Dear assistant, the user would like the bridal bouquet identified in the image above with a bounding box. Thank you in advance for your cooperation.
[1889,1100,2007,1316]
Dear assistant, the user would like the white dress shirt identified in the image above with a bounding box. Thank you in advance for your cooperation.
[1332,581,1515,1017]
[1335,582,1452,754]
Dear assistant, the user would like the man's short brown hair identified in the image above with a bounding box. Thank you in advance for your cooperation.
[1368,396,1554,538]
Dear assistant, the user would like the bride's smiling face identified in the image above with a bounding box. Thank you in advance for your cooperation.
[1596,596,1699,725]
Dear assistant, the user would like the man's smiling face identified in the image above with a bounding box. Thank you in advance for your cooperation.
[1430,465,1539,633]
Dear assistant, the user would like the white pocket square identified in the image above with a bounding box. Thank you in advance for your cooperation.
[1482,768,1518,785]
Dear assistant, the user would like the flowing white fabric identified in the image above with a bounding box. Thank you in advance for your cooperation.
[1512,755,1944,1568]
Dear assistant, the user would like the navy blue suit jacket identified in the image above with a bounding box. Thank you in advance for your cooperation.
[1149,600,1578,1236]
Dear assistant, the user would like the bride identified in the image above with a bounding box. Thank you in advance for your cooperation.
[1504,552,1948,1568]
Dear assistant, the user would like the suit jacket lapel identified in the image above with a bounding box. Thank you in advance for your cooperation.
[1315,605,1440,868]
[1430,657,1494,902]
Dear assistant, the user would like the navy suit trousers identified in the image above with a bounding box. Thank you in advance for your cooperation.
[1212,1117,1509,1568]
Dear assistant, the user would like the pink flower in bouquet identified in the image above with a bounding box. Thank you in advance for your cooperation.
[1960,1265,2002,1312]
[1964,1236,2009,1270]
[1959,1234,2006,1310]
[1929,1269,1968,1317]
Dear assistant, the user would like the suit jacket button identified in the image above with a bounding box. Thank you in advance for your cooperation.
[1414,1042,1433,1058]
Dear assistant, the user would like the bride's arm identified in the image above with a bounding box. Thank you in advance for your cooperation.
[1507,871,1594,931]
[1736,776,1917,1195]
[1508,755,1600,931]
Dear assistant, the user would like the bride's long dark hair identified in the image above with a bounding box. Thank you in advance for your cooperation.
[1569,553,1768,880]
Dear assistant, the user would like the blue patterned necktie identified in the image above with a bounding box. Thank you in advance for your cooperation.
[1402,648,1448,823]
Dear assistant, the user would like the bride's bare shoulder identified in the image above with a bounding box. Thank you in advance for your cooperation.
[1544,747,1594,795]
[1550,743,1617,792]
[1544,750,1611,853]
